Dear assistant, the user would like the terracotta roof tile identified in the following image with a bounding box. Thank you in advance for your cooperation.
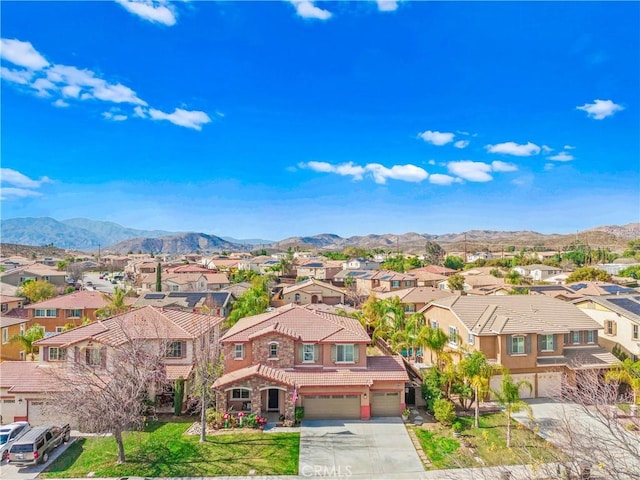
[165,364,194,380]
[0,361,63,393]
[26,291,109,310]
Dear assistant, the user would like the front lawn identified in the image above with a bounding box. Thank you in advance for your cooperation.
[41,421,299,478]
[413,413,563,470]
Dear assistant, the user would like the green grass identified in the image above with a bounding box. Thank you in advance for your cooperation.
[413,413,563,470]
[41,421,299,478]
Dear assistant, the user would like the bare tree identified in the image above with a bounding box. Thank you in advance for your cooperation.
[46,320,168,464]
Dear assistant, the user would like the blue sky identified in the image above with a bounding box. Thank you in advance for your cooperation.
[1,1,638,240]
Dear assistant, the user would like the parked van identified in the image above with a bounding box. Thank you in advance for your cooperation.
[8,424,70,466]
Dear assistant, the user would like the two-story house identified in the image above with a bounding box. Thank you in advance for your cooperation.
[0,263,68,289]
[213,304,408,422]
[295,260,343,281]
[140,273,209,292]
[134,291,235,317]
[420,295,617,398]
[0,305,224,426]
[24,291,109,335]
[373,287,454,314]
[574,294,640,362]
[512,264,562,282]
[1,312,30,361]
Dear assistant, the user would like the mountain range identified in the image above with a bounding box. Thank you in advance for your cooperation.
[1,217,638,255]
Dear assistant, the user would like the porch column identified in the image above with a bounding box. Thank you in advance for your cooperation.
[215,390,227,413]
[283,387,295,421]
[251,388,261,415]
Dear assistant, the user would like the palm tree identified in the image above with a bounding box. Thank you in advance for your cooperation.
[492,371,533,448]
[605,358,640,410]
[10,323,45,361]
[96,286,129,319]
[460,351,495,427]
[420,326,449,366]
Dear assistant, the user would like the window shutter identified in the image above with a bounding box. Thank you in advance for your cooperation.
[537,335,543,352]
[100,347,107,368]
[593,330,598,343]
[314,344,320,362]
[43,347,49,362]
[353,345,359,363]
[525,335,531,354]
[74,346,80,364]
[564,333,569,345]
[506,335,512,355]
[86,348,91,365]
[297,344,303,362]
[578,331,584,344]
[331,345,337,362]
[552,335,557,351]
[181,341,187,358]
[612,321,617,336]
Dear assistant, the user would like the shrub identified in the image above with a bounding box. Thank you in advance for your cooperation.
[452,419,464,434]
[295,406,305,424]
[422,368,445,414]
[206,408,224,429]
[434,398,456,425]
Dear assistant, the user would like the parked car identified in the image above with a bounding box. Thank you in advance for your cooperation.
[0,422,30,461]
[8,424,70,466]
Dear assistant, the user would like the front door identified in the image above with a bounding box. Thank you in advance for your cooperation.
[268,389,279,411]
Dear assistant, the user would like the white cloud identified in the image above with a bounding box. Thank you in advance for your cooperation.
[548,151,574,162]
[115,0,177,26]
[576,99,624,120]
[428,159,436,166]
[1,38,212,131]
[491,161,518,172]
[0,168,52,199]
[366,163,428,184]
[447,161,493,182]
[289,1,332,20]
[544,163,555,171]
[376,1,398,11]
[418,130,455,146]
[429,174,460,186]
[0,38,49,70]
[564,145,575,150]
[486,141,541,156]
[541,145,553,154]
[148,107,212,130]
[454,140,469,149]
[0,66,33,84]
[103,111,128,121]
[299,161,427,184]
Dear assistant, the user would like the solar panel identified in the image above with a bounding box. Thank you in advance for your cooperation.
[601,285,635,294]
[571,283,588,291]
[608,297,640,316]
[145,293,166,299]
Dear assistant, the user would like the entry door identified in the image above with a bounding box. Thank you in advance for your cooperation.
[268,389,279,411]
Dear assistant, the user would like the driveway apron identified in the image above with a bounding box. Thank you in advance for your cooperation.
[299,417,425,479]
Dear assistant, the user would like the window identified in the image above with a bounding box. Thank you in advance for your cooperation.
[268,343,278,358]
[633,325,639,341]
[391,280,400,288]
[336,344,355,362]
[511,336,525,354]
[431,320,439,330]
[605,320,615,336]
[587,330,596,344]
[1,327,7,344]
[233,344,244,360]
[231,389,250,400]
[303,344,315,362]
[294,293,301,303]
[165,341,184,358]
[66,309,82,318]
[49,347,67,361]
[467,333,475,345]
[56,327,64,333]
[20,323,24,334]
[86,348,102,366]
[1,303,7,313]
[404,281,412,287]
[404,304,415,313]
[540,334,554,352]
[448,326,458,346]
[571,331,580,344]
[34,309,57,318]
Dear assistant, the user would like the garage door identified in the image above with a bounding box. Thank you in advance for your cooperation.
[490,373,536,399]
[0,399,17,423]
[537,372,562,398]
[371,392,401,417]
[28,401,77,428]
[303,394,361,420]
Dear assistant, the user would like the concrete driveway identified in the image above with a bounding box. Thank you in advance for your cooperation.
[299,417,425,479]
[0,437,75,480]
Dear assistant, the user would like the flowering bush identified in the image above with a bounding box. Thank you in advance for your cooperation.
[244,413,268,429]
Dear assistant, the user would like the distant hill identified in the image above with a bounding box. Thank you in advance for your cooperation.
[62,218,174,245]
[105,232,246,254]
[221,236,274,246]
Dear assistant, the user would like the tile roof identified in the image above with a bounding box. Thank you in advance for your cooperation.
[213,355,408,389]
[221,304,370,343]
[0,314,31,328]
[564,346,619,369]
[427,295,601,335]
[165,364,194,380]
[0,361,63,393]
[374,287,454,303]
[25,291,109,310]
[282,278,345,295]
[574,295,640,323]
[35,306,223,347]
[419,265,458,275]
[567,282,638,296]
[0,295,24,303]
[134,291,233,309]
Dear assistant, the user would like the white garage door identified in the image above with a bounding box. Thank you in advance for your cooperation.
[490,373,536,399]
[28,401,77,428]
[0,399,17,424]
[537,372,562,398]
[303,394,361,420]
[371,392,401,417]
